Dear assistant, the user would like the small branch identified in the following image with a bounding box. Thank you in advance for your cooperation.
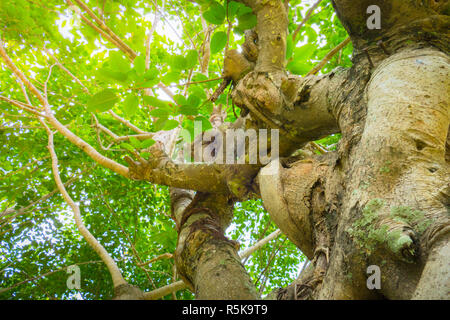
[292,0,323,42]
[137,252,173,267]
[310,141,329,154]
[306,37,351,76]
[132,77,225,91]
[44,48,90,94]
[70,0,137,60]
[108,110,146,135]
[240,229,282,260]
[0,96,47,118]
[41,118,127,288]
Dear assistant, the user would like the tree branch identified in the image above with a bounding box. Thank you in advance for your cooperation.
[41,119,127,288]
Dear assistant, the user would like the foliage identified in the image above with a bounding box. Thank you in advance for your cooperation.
[0,0,349,299]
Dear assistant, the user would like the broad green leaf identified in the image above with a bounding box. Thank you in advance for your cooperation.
[287,60,313,75]
[121,142,135,152]
[173,94,187,106]
[143,96,170,110]
[195,116,213,131]
[87,89,118,113]
[237,13,257,30]
[185,50,198,69]
[202,2,225,25]
[144,67,159,80]
[163,119,179,131]
[187,94,201,107]
[293,43,316,59]
[123,94,139,117]
[171,55,187,70]
[162,71,180,85]
[149,108,170,118]
[154,116,168,131]
[210,31,227,54]
[141,138,156,148]
[188,86,207,100]
[133,55,146,75]
[129,136,141,148]
[140,151,151,159]
[179,104,198,116]
[286,36,293,60]
[109,51,131,73]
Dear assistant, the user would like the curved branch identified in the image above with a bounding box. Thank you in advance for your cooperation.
[41,119,127,288]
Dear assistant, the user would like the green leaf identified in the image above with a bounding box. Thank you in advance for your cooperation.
[202,2,225,25]
[286,36,293,60]
[129,136,141,148]
[173,94,187,106]
[97,68,128,83]
[210,31,227,54]
[154,116,168,131]
[123,94,139,117]
[133,55,146,75]
[237,12,257,30]
[185,50,198,69]
[293,43,316,60]
[140,151,151,159]
[287,60,312,75]
[143,96,170,110]
[87,89,118,113]
[179,104,198,116]
[109,51,131,73]
[121,142,135,152]
[150,107,170,118]
[188,86,207,100]
[141,138,156,149]
[144,67,159,80]
[163,119,179,131]
[227,1,242,19]
[171,55,187,70]
[187,94,201,107]
[162,71,180,85]
[195,116,213,131]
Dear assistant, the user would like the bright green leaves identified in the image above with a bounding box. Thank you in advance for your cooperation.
[227,1,252,19]
[202,1,256,33]
[123,94,139,117]
[236,12,257,31]
[286,44,316,75]
[144,96,171,110]
[87,89,118,113]
[210,31,227,54]
[110,51,131,73]
[202,1,226,25]
[185,50,198,69]
[226,1,256,33]
[133,55,146,76]
[168,50,198,71]
[121,137,156,154]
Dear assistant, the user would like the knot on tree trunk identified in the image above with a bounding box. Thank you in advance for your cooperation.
[113,284,144,300]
